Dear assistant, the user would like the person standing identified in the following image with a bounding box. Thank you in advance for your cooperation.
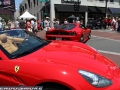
[7,20,11,29]
[26,19,32,32]
[31,18,35,31]
[33,19,38,33]
[37,20,41,31]
[0,20,2,31]
[107,17,112,30]
[103,17,108,29]
[14,19,19,29]
[111,17,116,31]
[115,17,119,31]
[19,18,25,29]
[64,19,68,24]
[53,18,58,28]
[117,18,120,32]
[40,20,44,31]
[2,20,6,30]
[56,19,60,25]
[76,19,80,24]
[44,17,50,31]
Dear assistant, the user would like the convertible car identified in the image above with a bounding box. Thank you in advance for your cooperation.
[46,23,91,43]
[0,29,120,90]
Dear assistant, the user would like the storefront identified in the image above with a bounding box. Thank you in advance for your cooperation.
[88,6,111,20]
[108,8,120,17]
[55,4,88,24]
[42,0,116,26]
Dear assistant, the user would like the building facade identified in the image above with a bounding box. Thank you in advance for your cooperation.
[20,0,120,26]
[20,0,44,20]
[0,0,15,21]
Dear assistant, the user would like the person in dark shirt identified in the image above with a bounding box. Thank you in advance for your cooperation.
[19,18,25,29]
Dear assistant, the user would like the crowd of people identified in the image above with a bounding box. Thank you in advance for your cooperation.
[0,17,49,33]
[0,17,58,33]
[103,17,120,31]
[0,16,120,33]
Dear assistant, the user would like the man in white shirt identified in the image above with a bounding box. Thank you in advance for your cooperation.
[76,20,80,24]
[64,19,68,24]
[44,17,50,31]
[31,19,35,29]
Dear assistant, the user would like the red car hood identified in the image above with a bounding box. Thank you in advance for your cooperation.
[23,41,115,79]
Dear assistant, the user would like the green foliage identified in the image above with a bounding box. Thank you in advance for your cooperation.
[0,14,13,22]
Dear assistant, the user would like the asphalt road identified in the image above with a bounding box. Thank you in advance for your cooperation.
[36,30,120,67]
[86,30,120,67]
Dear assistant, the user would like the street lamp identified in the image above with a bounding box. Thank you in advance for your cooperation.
[105,0,108,17]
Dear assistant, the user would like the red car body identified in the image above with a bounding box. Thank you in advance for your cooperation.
[0,30,120,90]
[46,23,91,43]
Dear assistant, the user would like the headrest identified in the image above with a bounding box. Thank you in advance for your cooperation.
[0,34,7,43]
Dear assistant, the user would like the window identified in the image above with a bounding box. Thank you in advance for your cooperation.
[110,0,114,2]
[31,2,32,8]
[37,0,38,6]
[25,4,27,9]
[22,6,25,12]
[33,0,35,7]
[28,0,30,8]
[56,24,76,30]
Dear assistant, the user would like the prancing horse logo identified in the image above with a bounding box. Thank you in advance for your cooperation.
[14,66,20,73]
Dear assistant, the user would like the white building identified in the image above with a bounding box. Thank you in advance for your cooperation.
[20,0,44,20]
[20,0,120,25]
[14,6,20,20]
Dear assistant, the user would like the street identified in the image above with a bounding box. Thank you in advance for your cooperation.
[87,30,120,67]
[36,29,120,67]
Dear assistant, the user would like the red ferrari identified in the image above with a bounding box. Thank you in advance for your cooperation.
[0,29,120,90]
[46,23,91,43]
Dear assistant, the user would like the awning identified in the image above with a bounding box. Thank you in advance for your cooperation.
[109,8,120,14]
[88,6,111,14]
[55,4,88,12]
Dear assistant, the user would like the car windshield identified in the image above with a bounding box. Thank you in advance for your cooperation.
[55,24,76,30]
[0,29,50,59]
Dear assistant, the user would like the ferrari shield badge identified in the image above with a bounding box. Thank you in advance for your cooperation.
[14,66,20,73]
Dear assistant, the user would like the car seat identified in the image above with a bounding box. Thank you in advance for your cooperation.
[0,34,18,54]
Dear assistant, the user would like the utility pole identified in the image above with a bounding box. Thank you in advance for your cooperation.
[105,0,108,17]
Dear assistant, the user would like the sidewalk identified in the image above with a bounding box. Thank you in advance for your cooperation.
[92,29,118,32]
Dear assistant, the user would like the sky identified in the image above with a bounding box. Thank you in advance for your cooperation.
[15,0,23,8]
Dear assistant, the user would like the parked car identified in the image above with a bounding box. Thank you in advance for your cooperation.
[87,18,104,29]
[46,23,91,43]
[0,29,120,90]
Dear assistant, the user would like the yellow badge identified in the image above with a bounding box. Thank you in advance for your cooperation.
[15,66,20,73]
